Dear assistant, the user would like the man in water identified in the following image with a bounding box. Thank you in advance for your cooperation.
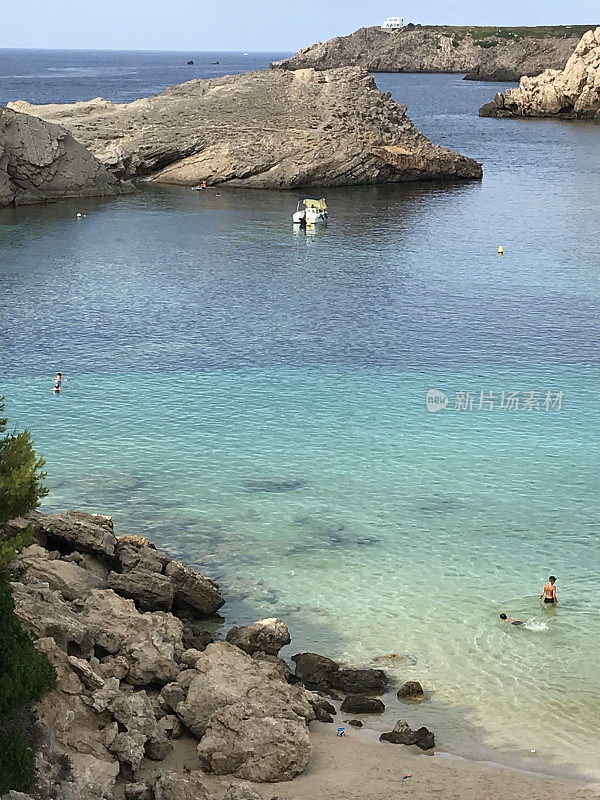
[500,613,524,626]
[53,372,63,392]
[540,576,558,605]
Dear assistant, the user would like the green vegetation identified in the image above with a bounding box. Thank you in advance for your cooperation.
[420,25,597,46]
[0,398,56,794]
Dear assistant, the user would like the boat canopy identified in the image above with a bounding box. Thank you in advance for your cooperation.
[302,198,327,210]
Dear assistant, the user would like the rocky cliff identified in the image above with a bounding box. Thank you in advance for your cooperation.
[9,68,482,188]
[0,106,128,207]
[271,25,592,82]
[479,27,600,118]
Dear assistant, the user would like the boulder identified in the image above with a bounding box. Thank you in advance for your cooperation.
[124,783,154,800]
[347,719,363,727]
[176,642,313,780]
[164,559,225,617]
[397,680,425,702]
[28,510,118,560]
[340,694,385,714]
[152,771,211,800]
[379,719,435,750]
[196,701,312,782]
[0,107,129,207]
[19,553,106,599]
[223,782,264,800]
[226,617,290,655]
[329,668,389,695]
[109,730,148,774]
[177,642,314,738]
[8,68,482,188]
[12,583,183,686]
[291,652,340,686]
[107,569,175,612]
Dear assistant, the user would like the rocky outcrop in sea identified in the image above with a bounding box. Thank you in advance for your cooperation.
[479,27,600,118]
[9,68,482,187]
[4,509,434,800]
[0,106,129,207]
[271,26,587,82]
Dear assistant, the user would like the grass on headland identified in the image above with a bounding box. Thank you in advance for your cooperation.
[402,24,597,45]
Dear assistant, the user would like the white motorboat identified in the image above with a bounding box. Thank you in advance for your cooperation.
[292,197,328,227]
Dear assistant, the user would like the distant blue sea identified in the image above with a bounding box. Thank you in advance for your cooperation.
[1,50,599,778]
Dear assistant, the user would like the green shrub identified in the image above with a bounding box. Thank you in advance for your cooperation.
[0,730,37,794]
[0,396,56,792]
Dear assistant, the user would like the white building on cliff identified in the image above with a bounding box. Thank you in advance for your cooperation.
[381,16,404,30]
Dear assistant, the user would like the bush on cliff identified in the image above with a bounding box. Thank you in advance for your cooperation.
[0,397,56,794]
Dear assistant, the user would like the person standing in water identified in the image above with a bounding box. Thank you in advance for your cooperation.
[540,576,558,605]
[53,372,63,392]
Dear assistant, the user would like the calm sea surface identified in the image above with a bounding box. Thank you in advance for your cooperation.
[1,50,599,778]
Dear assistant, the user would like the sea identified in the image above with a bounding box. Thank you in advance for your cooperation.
[1,49,599,780]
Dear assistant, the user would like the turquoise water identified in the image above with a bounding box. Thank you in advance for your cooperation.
[1,60,600,776]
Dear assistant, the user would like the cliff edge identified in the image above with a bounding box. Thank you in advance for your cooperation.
[0,106,129,207]
[271,25,593,82]
[479,28,600,118]
[9,68,482,188]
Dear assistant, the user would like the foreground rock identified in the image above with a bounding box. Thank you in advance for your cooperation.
[9,68,481,187]
[397,680,425,702]
[16,510,225,617]
[380,719,435,750]
[272,25,589,82]
[0,106,128,207]
[479,28,600,119]
[226,617,291,655]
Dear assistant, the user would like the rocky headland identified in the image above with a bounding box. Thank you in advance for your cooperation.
[479,27,600,118]
[0,106,130,207]
[271,25,594,82]
[4,509,435,800]
[8,68,482,188]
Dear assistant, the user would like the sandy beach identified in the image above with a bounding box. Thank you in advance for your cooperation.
[195,723,600,800]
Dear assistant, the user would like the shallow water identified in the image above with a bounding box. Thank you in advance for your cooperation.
[1,53,600,777]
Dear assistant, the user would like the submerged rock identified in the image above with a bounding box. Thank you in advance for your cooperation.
[479,28,600,118]
[379,719,435,750]
[9,67,482,187]
[0,106,130,206]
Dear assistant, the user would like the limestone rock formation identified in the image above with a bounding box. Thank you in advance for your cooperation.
[177,642,314,780]
[225,617,291,655]
[397,680,425,702]
[271,26,587,82]
[0,106,128,206]
[9,68,482,187]
[479,28,600,118]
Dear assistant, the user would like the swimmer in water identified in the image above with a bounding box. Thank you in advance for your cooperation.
[500,613,524,626]
[540,576,558,605]
[53,372,63,392]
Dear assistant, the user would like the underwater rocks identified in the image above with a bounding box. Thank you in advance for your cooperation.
[9,67,482,187]
[479,28,600,118]
[0,106,129,206]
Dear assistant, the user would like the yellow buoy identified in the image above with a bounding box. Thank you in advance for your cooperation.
[497,245,504,255]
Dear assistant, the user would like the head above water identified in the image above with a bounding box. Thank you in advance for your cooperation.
[500,613,507,620]
[549,576,556,583]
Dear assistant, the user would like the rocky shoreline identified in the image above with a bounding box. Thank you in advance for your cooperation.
[8,68,482,189]
[4,510,435,800]
[271,25,590,82]
[479,28,600,119]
